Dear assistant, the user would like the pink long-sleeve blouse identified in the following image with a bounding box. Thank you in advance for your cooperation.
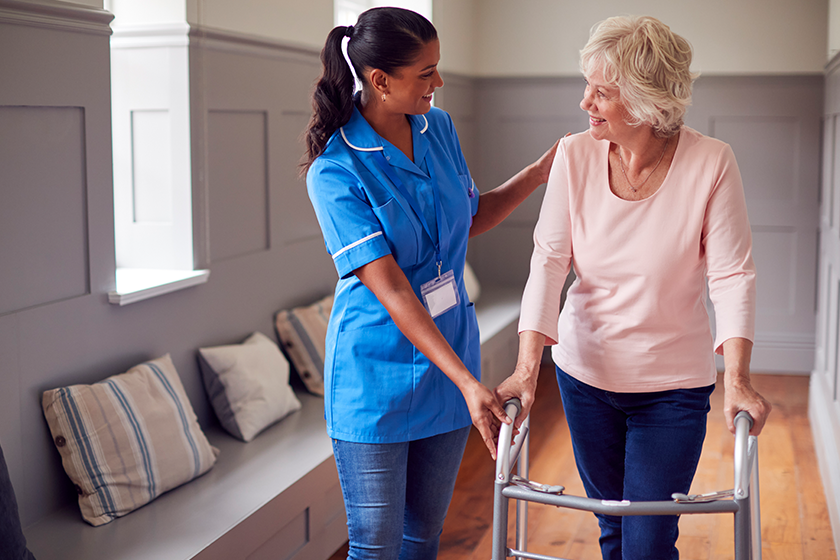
[519,127,756,392]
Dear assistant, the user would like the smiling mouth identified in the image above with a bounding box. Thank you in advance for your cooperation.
[590,116,606,125]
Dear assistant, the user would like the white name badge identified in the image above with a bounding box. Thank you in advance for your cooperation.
[421,270,460,318]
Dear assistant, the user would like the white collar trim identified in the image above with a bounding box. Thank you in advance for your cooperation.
[340,114,429,152]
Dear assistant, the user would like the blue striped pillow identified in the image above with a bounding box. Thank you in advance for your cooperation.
[42,355,218,526]
[274,295,333,396]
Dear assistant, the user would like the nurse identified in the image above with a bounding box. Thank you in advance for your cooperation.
[302,7,556,560]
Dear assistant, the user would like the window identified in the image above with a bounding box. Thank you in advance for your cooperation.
[106,2,209,305]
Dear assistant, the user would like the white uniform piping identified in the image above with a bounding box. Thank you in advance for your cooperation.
[332,231,384,260]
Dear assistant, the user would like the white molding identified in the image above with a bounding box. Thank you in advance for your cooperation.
[110,22,190,48]
[108,268,209,306]
[808,372,840,556]
[0,0,112,35]
[752,331,816,352]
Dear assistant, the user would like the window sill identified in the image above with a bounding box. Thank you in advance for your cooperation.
[109,268,210,306]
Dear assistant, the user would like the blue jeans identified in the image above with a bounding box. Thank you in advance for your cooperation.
[556,367,714,560]
[332,426,470,560]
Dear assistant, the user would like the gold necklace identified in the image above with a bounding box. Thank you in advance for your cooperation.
[618,136,669,193]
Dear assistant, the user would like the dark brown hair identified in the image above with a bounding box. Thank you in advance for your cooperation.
[301,7,437,174]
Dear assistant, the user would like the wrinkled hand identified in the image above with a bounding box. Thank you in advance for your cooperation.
[494,367,538,432]
[462,380,511,460]
[723,378,772,436]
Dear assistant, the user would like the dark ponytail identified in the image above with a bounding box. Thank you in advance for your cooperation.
[301,7,437,174]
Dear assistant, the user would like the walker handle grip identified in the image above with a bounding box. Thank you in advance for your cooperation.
[495,398,524,484]
[733,411,754,499]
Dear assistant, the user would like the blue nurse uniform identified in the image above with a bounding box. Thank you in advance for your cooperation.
[306,104,480,444]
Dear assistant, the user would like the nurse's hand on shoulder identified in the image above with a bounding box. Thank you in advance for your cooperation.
[462,380,511,460]
[529,139,560,186]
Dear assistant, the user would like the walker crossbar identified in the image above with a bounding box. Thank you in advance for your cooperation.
[492,404,762,560]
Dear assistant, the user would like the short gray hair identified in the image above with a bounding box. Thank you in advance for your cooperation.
[580,16,698,137]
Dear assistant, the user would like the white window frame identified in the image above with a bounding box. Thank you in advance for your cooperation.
[106,2,209,305]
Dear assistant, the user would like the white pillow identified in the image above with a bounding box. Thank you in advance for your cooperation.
[463,261,482,303]
[198,332,302,442]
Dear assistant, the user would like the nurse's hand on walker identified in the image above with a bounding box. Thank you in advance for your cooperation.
[353,254,512,460]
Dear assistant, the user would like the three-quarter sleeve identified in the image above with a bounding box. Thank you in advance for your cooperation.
[518,138,573,345]
[703,144,756,354]
[307,159,392,279]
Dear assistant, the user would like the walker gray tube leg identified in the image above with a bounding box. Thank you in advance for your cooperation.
[492,481,509,560]
[734,496,751,560]
[516,416,530,552]
[750,448,762,560]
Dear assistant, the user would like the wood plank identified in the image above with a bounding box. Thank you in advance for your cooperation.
[328,369,836,560]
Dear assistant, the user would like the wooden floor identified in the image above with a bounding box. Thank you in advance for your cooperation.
[329,366,837,559]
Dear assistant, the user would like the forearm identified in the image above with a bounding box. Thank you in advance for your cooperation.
[721,337,772,435]
[354,255,476,391]
[722,337,752,389]
[469,164,545,237]
[514,330,547,381]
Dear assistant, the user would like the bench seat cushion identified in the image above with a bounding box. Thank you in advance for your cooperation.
[41,355,219,526]
[198,332,302,442]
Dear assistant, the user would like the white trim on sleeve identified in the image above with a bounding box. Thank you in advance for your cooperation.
[332,231,384,260]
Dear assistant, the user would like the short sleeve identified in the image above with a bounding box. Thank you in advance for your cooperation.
[307,159,392,279]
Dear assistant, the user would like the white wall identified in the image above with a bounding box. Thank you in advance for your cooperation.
[831,0,840,59]
[187,0,333,50]
[433,0,476,75]
[107,0,185,25]
[471,0,828,77]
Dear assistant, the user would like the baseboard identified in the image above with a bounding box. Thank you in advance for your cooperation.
[808,372,840,556]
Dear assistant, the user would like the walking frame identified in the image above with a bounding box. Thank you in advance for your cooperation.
[492,399,762,560]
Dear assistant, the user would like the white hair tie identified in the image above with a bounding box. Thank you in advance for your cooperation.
[341,35,362,94]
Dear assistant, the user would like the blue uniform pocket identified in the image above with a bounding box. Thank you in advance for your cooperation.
[330,323,414,437]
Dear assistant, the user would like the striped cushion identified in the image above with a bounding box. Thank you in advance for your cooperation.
[274,295,333,396]
[41,355,219,526]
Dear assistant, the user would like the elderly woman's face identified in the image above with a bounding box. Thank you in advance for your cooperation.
[580,67,633,144]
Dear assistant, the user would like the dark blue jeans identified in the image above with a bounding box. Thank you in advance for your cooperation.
[1,443,36,560]
[332,426,470,560]
[556,367,714,560]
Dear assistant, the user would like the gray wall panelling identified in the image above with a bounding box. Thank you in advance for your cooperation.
[1,0,828,539]
[441,73,821,375]
[1,6,338,528]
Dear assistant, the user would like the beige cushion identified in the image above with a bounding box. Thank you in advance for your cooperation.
[274,295,333,396]
[42,355,219,526]
[198,332,302,442]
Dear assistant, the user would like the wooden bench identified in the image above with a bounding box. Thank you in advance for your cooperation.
[22,287,522,560]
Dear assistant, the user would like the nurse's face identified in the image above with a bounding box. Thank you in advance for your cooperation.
[385,39,444,115]
[580,66,634,144]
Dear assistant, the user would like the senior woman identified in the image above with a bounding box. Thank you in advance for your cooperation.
[495,16,772,559]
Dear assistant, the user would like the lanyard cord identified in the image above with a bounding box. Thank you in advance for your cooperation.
[371,150,445,276]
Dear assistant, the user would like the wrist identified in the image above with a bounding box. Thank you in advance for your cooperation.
[512,362,540,383]
[724,369,751,389]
